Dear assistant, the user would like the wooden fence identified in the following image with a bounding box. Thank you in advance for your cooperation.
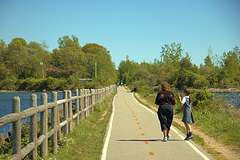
[0,85,116,160]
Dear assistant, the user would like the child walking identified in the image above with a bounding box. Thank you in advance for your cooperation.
[179,88,194,140]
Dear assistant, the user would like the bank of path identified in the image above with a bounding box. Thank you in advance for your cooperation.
[102,87,212,160]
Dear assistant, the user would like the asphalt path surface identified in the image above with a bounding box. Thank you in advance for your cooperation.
[102,87,212,160]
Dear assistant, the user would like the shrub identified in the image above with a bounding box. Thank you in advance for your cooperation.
[16,78,43,90]
[191,89,213,109]
[16,77,67,91]
[193,75,209,88]
[45,77,67,90]
[0,77,17,90]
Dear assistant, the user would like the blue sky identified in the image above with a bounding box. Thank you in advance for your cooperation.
[1,0,239,66]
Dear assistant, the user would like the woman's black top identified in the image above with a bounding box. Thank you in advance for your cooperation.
[155,91,176,106]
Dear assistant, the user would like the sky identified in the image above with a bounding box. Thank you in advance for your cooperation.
[0,0,240,66]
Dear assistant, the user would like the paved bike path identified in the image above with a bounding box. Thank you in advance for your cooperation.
[104,87,211,160]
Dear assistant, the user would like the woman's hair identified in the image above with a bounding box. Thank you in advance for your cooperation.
[161,82,171,91]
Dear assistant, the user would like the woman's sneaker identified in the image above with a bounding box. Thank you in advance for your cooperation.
[167,135,170,140]
[184,132,193,140]
[162,136,168,142]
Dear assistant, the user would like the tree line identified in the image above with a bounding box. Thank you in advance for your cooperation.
[0,36,117,91]
[119,43,240,92]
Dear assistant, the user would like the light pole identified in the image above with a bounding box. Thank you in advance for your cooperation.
[95,62,97,79]
[40,62,44,78]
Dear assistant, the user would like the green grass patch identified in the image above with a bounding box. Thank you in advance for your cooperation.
[48,94,114,160]
[172,121,204,145]
[193,98,240,148]
[172,121,227,160]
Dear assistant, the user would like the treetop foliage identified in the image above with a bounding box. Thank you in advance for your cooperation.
[0,36,117,90]
[119,42,240,92]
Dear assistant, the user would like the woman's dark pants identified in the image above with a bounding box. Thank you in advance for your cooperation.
[157,104,173,132]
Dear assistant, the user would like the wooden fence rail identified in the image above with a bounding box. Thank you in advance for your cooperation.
[0,85,116,160]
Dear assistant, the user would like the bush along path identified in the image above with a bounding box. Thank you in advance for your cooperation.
[133,91,240,160]
[48,94,114,160]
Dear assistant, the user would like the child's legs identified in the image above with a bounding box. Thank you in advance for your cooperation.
[184,122,192,133]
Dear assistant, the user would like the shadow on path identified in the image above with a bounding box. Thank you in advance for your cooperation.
[116,138,183,142]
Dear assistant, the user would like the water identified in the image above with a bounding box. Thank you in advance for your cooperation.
[214,92,240,108]
[0,91,239,134]
[0,91,67,134]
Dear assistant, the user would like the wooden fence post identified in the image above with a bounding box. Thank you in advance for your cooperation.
[12,96,21,159]
[97,89,99,103]
[87,89,90,115]
[68,90,73,132]
[40,93,48,157]
[30,94,37,159]
[85,89,88,117]
[80,89,85,119]
[101,89,103,102]
[57,93,61,141]
[88,89,91,113]
[91,89,95,112]
[96,89,98,103]
[76,89,80,125]
[63,90,69,135]
[52,91,58,154]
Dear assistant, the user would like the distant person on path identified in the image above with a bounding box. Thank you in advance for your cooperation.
[179,88,194,140]
[155,82,176,142]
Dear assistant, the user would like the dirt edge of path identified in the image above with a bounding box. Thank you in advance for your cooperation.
[133,92,240,160]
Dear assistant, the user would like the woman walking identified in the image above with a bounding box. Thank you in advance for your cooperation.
[179,88,194,140]
[155,82,176,142]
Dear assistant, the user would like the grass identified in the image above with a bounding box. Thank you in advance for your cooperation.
[172,121,227,160]
[193,98,240,148]
[48,94,114,160]
[172,121,204,145]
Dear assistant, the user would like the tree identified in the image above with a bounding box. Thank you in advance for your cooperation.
[221,47,240,86]
[50,36,86,78]
[118,58,139,84]
[82,43,117,85]
[0,40,7,63]
[5,38,29,79]
[160,43,183,84]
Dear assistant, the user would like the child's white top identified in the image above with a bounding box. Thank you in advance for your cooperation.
[181,96,189,104]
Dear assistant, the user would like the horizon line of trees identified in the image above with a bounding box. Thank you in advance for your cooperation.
[0,36,117,91]
[119,42,240,92]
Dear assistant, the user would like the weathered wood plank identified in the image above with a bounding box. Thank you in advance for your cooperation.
[76,89,80,125]
[68,90,73,132]
[0,103,54,127]
[29,94,37,160]
[63,90,69,135]
[60,120,68,128]
[40,93,48,157]
[12,96,21,160]
[52,91,58,154]
[80,89,84,120]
